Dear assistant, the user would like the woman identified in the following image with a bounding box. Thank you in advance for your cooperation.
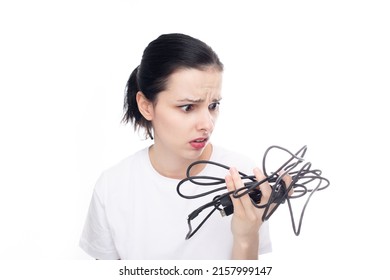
[80,33,276,260]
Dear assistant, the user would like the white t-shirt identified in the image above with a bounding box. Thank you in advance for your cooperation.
[79,145,272,259]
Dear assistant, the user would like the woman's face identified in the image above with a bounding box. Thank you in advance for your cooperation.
[150,67,223,160]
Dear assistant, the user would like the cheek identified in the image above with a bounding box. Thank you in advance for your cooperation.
[212,111,220,123]
[153,108,187,133]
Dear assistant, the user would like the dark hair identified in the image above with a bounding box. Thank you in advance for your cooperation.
[122,33,224,139]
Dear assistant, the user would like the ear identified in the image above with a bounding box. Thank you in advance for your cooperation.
[136,91,154,121]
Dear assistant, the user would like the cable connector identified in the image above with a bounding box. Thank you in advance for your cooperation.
[220,188,263,217]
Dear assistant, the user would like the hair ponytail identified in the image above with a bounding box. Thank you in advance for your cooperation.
[122,66,140,124]
[122,66,154,139]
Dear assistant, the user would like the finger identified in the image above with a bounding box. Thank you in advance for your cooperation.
[229,167,257,217]
[253,167,281,220]
[225,172,244,215]
[253,167,272,205]
[278,172,294,196]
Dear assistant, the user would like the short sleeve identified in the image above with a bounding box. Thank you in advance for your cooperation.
[79,173,120,259]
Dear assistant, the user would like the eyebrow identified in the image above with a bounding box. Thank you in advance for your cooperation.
[176,97,222,103]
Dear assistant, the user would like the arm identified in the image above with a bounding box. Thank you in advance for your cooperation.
[231,230,259,260]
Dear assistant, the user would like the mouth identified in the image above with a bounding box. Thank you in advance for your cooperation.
[189,137,209,149]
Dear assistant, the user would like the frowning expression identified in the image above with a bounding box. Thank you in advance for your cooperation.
[150,67,223,160]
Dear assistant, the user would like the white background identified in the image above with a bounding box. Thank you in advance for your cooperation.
[0,0,389,279]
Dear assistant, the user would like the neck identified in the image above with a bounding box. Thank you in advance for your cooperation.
[148,143,212,179]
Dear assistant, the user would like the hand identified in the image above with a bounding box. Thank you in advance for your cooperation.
[225,167,271,242]
[225,167,293,259]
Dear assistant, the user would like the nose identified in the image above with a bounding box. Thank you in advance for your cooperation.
[196,108,215,133]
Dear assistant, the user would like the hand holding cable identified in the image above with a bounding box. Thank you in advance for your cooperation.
[177,145,330,239]
[226,167,293,259]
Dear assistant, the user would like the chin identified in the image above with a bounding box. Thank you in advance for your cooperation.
[187,143,211,159]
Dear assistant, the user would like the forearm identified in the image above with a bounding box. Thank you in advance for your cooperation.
[231,235,259,260]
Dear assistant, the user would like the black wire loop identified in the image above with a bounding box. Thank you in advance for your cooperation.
[176,145,330,239]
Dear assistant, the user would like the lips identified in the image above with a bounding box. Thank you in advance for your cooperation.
[189,137,208,149]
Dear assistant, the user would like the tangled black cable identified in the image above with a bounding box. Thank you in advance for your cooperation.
[177,145,330,239]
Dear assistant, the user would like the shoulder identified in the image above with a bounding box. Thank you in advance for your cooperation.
[94,147,149,194]
[103,147,148,177]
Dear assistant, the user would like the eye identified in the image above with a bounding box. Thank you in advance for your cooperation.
[179,104,194,112]
[208,102,220,111]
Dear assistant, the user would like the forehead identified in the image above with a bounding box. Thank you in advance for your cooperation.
[162,67,223,99]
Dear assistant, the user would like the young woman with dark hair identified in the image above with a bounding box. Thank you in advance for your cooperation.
[80,33,281,260]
